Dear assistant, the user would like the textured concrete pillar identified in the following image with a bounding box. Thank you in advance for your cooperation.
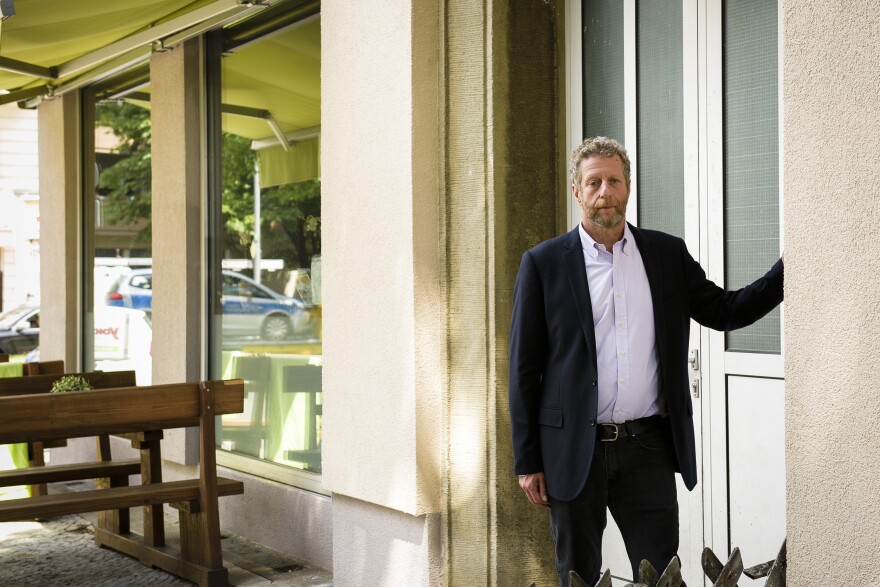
[37,93,81,370]
[150,38,203,464]
[445,1,561,584]
[783,2,880,584]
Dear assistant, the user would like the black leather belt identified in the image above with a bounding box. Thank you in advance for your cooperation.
[597,415,665,442]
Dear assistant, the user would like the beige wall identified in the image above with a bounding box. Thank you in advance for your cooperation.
[321,0,443,515]
[150,38,204,465]
[783,2,880,584]
[37,94,80,369]
[322,0,444,579]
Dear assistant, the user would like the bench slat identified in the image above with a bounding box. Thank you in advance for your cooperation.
[0,370,137,396]
[0,477,245,523]
[0,379,244,444]
[0,458,141,487]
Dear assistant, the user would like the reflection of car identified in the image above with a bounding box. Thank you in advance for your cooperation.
[0,305,40,355]
[105,269,153,310]
[106,268,313,340]
[25,306,153,385]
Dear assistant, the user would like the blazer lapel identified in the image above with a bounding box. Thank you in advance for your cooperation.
[629,223,668,369]
[562,226,597,359]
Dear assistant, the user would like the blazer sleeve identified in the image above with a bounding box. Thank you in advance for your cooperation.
[508,250,549,475]
[681,239,784,330]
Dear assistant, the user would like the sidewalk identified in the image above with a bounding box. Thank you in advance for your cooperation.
[0,482,333,586]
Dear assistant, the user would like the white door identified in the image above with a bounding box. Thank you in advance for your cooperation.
[566,1,784,584]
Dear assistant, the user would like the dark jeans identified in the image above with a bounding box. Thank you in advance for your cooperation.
[549,418,681,586]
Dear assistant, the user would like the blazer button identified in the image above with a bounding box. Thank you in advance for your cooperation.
[592,378,597,387]
[589,418,596,426]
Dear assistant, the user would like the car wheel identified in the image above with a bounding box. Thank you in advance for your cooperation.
[261,314,292,341]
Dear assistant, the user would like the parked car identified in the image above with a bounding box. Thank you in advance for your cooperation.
[106,268,315,341]
[0,305,40,356]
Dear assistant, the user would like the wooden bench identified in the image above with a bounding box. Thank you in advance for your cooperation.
[0,379,245,587]
[0,369,138,496]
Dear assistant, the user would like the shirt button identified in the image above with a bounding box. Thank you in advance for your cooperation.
[619,378,626,384]
[619,350,626,356]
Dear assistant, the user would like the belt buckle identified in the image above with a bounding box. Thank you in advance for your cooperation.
[601,423,619,442]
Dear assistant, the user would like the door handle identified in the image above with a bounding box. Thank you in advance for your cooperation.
[688,349,700,371]
[688,349,700,398]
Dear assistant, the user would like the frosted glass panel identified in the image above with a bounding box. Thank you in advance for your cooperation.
[723,0,781,353]
[636,0,684,240]
[582,0,624,143]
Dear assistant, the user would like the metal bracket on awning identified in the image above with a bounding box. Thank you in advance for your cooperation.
[0,57,56,80]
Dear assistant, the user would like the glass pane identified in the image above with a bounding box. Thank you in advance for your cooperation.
[583,0,625,143]
[0,104,40,361]
[723,0,780,353]
[86,89,154,384]
[636,0,684,240]
[211,18,323,476]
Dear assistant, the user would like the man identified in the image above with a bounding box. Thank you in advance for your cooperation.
[508,137,783,585]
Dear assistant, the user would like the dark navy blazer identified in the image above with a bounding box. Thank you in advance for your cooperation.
[508,223,784,501]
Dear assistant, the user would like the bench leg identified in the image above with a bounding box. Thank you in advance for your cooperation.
[27,441,48,497]
[96,434,130,535]
[139,437,166,547]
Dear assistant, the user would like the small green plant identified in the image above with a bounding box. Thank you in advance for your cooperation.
[50,375,94,393]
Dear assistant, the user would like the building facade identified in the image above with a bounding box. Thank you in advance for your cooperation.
[1,0,878,584]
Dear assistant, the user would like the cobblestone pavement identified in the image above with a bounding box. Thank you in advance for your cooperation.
[0,513,333,587]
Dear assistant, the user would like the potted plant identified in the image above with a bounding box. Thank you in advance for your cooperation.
[51,375,94,393]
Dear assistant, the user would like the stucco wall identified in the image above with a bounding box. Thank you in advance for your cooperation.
[321,0,442,516]
[331,495,440,586]
[37,94,80,369]
[150,38,204,465]
[783,2,880,583]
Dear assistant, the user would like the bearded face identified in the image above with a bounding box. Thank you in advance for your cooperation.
[573,155,630,231]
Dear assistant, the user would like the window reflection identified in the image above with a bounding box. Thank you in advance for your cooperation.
[88,96,154,385]
[212,17,323,476]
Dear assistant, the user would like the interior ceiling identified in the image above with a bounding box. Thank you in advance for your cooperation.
[0,0,321,141]
[222,18,320,139]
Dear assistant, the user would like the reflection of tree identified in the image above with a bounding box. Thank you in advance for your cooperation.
[220,133,256,260]
[96,102,319,269]
[261,179,321,270]
[96,102,152,244]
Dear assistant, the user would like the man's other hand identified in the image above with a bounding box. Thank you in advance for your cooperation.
[519,472,550,508]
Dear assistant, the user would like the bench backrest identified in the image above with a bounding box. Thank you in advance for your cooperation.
[0,379,244,445]
[0,370,137,397]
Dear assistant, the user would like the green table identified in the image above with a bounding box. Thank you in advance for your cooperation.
[220,351,322,471]
[0,362,29,500]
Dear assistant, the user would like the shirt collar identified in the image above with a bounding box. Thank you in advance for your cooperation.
[578,222,632,259]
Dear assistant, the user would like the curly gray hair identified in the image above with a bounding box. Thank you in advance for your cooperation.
[569,136,631,187]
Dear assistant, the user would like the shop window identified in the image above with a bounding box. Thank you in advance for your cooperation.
[82,70,154,384]
[207,12,323,488]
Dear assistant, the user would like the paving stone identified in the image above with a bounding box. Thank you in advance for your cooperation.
[0,513,333,586]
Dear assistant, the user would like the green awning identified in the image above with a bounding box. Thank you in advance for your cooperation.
[0,0,221,92]
[258,137,319,188]
[1,0,320,183]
